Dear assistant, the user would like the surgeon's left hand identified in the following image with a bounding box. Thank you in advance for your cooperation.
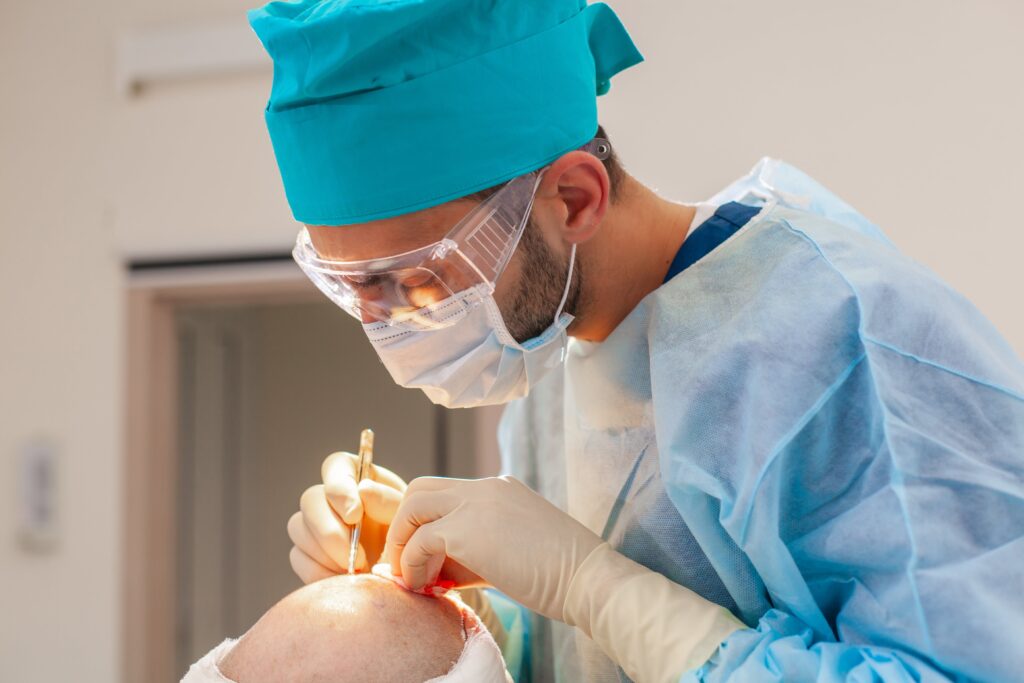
[386,475,744,683]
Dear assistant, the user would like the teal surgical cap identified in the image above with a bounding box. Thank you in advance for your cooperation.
[247,0,643,226]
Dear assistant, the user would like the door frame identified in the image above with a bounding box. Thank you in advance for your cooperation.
[122,261,318,683]
[121,259,503,682]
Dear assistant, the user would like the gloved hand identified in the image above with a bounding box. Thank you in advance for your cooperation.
[385,475,604,620]
[386,475,744,683]
[287,451,407,583]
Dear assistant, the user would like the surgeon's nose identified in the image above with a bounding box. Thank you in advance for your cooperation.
[403,278,451,309]
[348,287,388,325]
[358,306,380,324]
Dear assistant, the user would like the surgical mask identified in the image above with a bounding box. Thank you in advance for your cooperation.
[363,245,577,408]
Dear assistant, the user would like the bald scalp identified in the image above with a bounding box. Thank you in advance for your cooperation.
[221,574,464,683]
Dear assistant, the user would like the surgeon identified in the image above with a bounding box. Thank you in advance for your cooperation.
[247,1,1024,681]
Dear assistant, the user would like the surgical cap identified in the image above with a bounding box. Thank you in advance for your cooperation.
[247,0,643,226]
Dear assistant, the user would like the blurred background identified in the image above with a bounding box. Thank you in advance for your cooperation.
[2,1,1022,681]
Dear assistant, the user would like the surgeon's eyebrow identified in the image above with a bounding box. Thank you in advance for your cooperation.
[403,216,452,243]
[342,273,385,287]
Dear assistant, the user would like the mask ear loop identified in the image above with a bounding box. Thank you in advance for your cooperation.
[554,244,576,322]
[553,243,577,363]
[550,135,600,324]
[548,136,604,361]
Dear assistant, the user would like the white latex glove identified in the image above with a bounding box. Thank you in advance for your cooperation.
[385,475,604,619]
[386,475,744,683]
[564,544,743,683]
[287,451,407,583]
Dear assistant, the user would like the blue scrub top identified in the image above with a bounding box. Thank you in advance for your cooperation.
[664,202,761,283]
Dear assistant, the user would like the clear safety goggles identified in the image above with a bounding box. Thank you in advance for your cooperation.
[294,138,611,331]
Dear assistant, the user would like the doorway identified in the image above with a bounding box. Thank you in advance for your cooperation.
[122,259,501,681]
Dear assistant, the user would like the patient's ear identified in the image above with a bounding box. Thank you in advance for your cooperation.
[220,574,463,683]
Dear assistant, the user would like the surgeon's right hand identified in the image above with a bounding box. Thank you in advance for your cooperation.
[287,451,407,583]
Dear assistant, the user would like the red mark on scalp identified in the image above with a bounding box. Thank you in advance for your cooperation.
[428,579,456,592]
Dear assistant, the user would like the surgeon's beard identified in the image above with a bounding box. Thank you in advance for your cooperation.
[502,217,582,344]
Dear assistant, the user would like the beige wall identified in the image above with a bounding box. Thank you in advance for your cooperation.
[1,1,1022,680]
[608,0,1024,348]
[1,3,124,682]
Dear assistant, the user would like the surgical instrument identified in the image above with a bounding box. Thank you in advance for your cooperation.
[348,428,375,575]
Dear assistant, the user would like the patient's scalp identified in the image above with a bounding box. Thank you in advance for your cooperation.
[221,574,464,682]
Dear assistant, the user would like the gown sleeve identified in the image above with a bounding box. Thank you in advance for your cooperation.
[686,608,955,682]
[671,342,1024,683]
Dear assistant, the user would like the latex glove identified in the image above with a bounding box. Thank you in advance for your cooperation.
[287,451,407,583]
[386,475,743,683]
[563,544,743,683]
[384,475,605,620]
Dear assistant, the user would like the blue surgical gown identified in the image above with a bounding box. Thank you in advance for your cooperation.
[499,159,1024,682]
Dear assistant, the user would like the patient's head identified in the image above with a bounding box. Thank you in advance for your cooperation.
[214,573,502,683]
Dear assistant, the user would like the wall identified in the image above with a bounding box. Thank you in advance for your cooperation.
[1,1,1022,681]
[608,0,1024,347]
[0,1,285,680]
[1,3,124,681]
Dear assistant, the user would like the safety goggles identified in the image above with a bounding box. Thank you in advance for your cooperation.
[293,138,610,331]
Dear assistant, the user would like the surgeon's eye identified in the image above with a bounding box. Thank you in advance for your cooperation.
[341,274,384,291]
[397,269,435,289]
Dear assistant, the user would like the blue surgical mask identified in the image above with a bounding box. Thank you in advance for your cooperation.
[364,246,577,408]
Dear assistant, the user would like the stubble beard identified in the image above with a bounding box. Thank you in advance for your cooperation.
[502,217,582,344]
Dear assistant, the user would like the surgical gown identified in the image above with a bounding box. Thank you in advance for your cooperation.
[499,159,1024,682]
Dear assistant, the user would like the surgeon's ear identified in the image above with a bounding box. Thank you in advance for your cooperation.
[536,150,609,245]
